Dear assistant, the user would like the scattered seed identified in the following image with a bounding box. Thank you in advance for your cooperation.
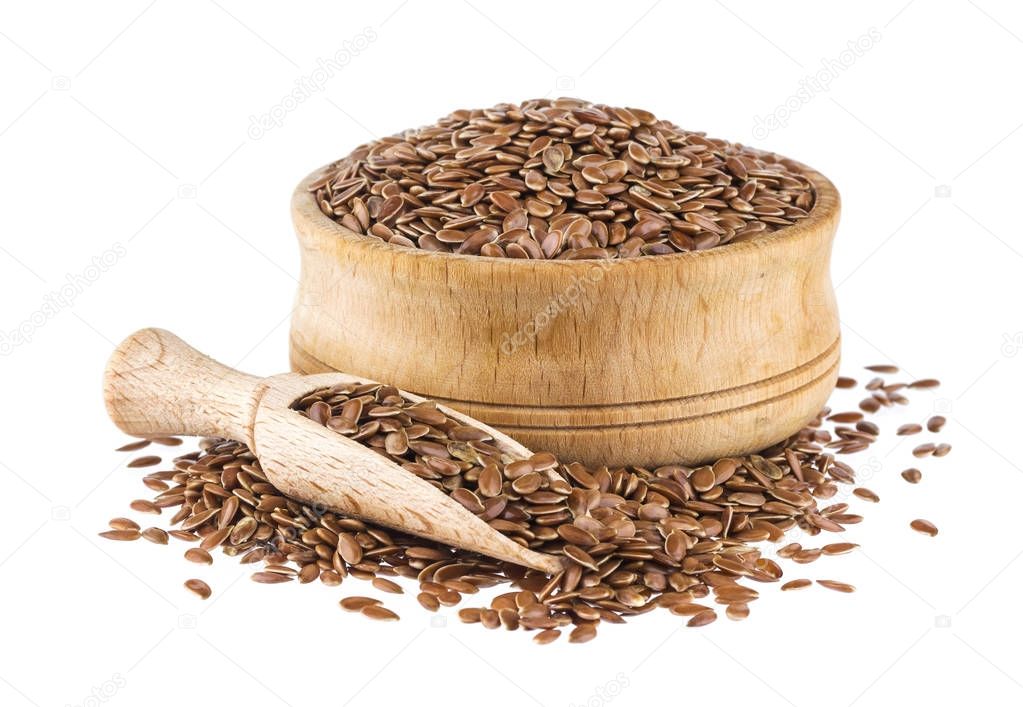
[859,398,881,413]
[901,468,922,483]
[127,455,161,468]
[129,499,160,514]
[251,571,293,584]
[777,543,802,559]
[687,609,718,627]
[897,424,922,436]
[372,577,403,594]
[822,543,859,556]
[911,519,939,537]
[853,488,879,503]
[99,359,947,643]
[792,549,822,564]
[340,596,381,612]
[116,439,150,452]
[725,603,750,621]
[184,579,211,599]
[417,593,440,612]
[533,629,561,645]
[99,529,140,541]
[816,580,855,593]
[361,605,399,621]
[865,364,899,374]
[184,548,212,565]
[569,624,597,643]
[828,412,863,423]
[781,579,812,591]
[141,527,168,544]
[912,443,936,458]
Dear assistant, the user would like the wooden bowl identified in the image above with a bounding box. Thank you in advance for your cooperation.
[289,163,840,467]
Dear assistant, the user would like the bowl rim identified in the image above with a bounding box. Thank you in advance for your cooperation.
[292,159,840,269]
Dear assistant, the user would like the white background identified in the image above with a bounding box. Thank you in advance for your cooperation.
[2,1,1022,705]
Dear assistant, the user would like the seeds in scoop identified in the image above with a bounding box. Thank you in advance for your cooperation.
[911,519,939,537]
[127,455,161,468]
[340,596,381,612]
[361,605,399,621]
[781,579,812,591]
[97,362,946,643]
[563,545,599,571]
[338,533,363,564]
[816,580,855,593]
[853,488,879,503]
[184,579,211,599]
[185,548,212,565]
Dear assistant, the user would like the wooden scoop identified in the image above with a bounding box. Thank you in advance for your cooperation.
[103,328,563,574]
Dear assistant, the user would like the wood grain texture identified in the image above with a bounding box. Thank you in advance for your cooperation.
[104,329,562,573]
[104,327,262,444]
[289,164,841,466]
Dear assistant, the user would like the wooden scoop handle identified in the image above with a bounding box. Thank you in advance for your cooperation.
[104,328,262,444]
[104,328,564,573]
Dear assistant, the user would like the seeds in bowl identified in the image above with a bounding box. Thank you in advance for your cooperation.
[309,98,816,259]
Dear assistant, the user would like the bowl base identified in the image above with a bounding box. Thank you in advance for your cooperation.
[290,335,839,467]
